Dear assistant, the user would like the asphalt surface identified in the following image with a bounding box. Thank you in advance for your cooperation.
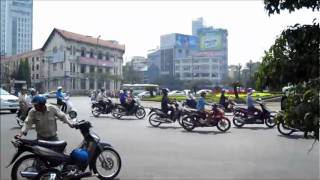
[1,96,319,180]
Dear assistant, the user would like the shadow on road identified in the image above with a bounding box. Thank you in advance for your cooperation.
[277,134,315,140]
[146,126,182,130]
[233,126,273,131]
[181,130,231,135]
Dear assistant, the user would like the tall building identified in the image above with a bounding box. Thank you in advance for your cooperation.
[192,17,204,36]
[147,49,160,83]
[0,0,33,57]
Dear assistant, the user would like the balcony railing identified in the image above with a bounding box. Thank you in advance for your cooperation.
[77,56,115,67]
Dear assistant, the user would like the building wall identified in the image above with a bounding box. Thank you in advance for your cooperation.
[43,31,124,93]
[1,0,33,56]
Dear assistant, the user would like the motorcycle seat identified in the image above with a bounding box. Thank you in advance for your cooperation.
[38,140,67,152]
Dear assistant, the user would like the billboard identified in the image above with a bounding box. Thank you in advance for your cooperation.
[175,34,198,49]
[199,31,224,51]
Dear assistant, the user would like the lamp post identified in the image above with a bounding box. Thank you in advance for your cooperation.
[96,35,101,90]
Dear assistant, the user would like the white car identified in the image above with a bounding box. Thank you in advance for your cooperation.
[0,88,19,113]
[137,91,151,98]
[196,89,212,95]
[168,90,186,96]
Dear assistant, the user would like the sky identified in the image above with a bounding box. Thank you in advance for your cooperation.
[33,0,318,66]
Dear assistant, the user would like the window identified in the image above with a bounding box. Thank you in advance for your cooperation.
[72,79,76,89]
[32,74,34,79]
[106,53,109,61]
[98,68,103,73]
[36,64,39,70]
[81,48,85,57]
[89,79,95,89]
[90,50,94,58]
[53,63,57,71]
[80,64,86,73]
[60,63,63,70]
[32,65,34,71]
[178,49,182,53]
[98,52,102,59]
[36,74,39,79]
[80,79,86,89]
[36,57,39,61]
[90,65,95,73]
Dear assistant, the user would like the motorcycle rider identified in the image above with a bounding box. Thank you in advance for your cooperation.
[161,88,175,120]
[185,93,197,109]
[96,88,108,111]
[18,87,29,120]
[17,95,73,141]
[120,89,129,111]
[126,89,136,114]
[246,88,262,119]
[56,86,67,113]
[196,91,213,125]
[219,89,228,109]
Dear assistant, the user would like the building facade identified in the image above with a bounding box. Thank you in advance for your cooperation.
[0,0,33,57]
[42,28,125,93]
[1,28,125,94]
[147,49,160,83]
[1,49,44,91]
[192,17,204,36]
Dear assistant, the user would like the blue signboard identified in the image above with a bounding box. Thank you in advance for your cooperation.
[175,34,198,49]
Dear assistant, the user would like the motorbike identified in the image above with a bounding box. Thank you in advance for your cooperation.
[232,100,276,128]
[91,98,116,117]
[8,119,121,180]
[219,99,237,113]
[112,97,146,119]
[148,101,194,127]
[52,96,77,119]
[277,112,319,138]
[181,103,231,132]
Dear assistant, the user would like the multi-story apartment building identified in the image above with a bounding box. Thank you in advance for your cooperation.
[1,28,125,94]
[0,0,33,56]
[1,49,44,90]
[42,28,125,93]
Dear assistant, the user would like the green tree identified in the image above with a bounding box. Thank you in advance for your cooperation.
[264,0,319,15]
[15,59,31,87]
[122,64,142,84]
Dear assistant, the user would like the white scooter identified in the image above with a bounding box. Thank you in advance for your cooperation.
[61,96,78,119]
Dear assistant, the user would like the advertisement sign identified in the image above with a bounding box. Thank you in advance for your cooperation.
[175,34,198,49]
[199,31,223,51]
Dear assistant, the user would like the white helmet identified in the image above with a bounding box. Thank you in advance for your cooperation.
[57,86,62,90]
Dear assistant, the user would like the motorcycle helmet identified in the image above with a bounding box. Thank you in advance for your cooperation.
[70,148,89,165]
[162,88,169,95]
[247,88,254,95]
[57,86,63,91]
[200,91,207,97]
[29,88,36,94]
[31,95,47,105]
[101,88,105,92]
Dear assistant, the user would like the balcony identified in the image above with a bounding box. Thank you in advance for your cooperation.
[77,56,115,67]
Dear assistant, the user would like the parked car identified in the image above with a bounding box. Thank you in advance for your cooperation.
[137,91,151,98]
[168,90,186,96]
[196,89,212,95]
[0,88,19,113]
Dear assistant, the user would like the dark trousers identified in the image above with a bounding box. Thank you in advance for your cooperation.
[57,99,67,112]
[163,106,175,119]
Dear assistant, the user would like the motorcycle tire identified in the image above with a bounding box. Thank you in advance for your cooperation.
[92,147,121,180]
[112,107,123,119]
[277,122,294,135]
[265,117,276,128]
[181,116,196,131]
[69,111,77,119]
[135,107,146,119]
[149,113,162,127]
[11,154,44,180]
[217,117,231,132]
[232,117,245,128]
[92,107,101,117]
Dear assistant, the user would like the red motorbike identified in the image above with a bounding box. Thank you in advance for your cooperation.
[181,103,231,132]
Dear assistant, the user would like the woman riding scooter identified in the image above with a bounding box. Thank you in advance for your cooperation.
[161,88,175,120]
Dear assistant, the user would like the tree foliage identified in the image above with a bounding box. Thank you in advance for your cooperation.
[256,20,320,90]
[15,59,31,87]
[264,0,320,15]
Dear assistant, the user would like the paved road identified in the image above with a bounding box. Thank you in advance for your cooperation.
[1,96,319,180]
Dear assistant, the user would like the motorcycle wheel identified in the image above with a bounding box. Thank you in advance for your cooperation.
[92,147,121,180]
[11,154,44,180]
[277,122,294,135]
[232,117,244,128]
[149,113,162,127]
[35,168,63,180]
[265,117,276,128]
[135,107,146,119]
[112,107,122,119]
[92,107,101,117]
[69,111,77,119]
[181,116,196,131]
[217,117,231,132]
